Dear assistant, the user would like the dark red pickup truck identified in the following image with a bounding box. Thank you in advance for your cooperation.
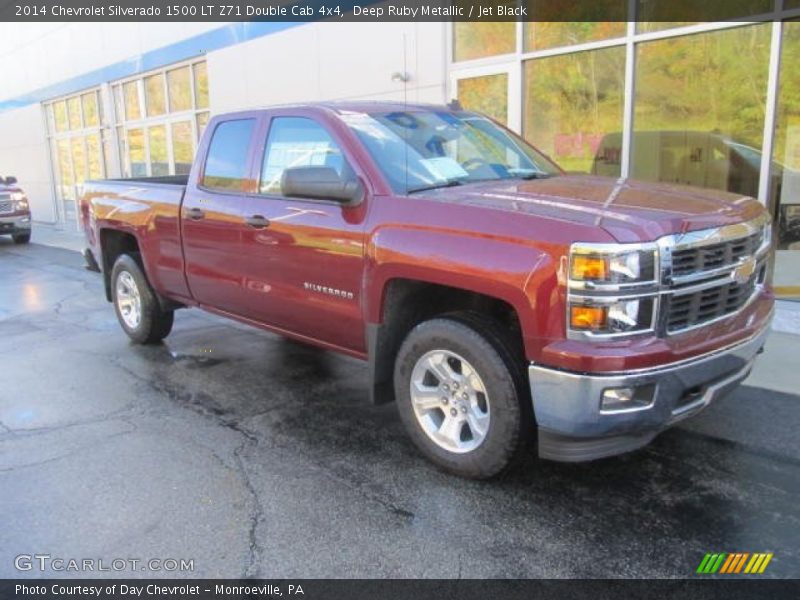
[80,103,774,478]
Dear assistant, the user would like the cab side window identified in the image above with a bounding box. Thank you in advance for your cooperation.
[202,118,256,191]
[259,117,354,196]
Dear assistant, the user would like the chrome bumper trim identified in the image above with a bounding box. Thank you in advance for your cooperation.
[528,319,771,460]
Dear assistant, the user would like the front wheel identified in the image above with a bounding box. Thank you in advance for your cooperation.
[12,233,30,244]
[111,253,174,344]
[394,316,527,479]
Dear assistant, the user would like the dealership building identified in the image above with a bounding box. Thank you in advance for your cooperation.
[1,11,799,294]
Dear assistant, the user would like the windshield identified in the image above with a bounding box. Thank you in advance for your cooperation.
[341,109,561,194]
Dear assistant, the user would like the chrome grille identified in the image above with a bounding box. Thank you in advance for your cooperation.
[665,273,759,332]
[0,200,13,213]
[671,230,763,277]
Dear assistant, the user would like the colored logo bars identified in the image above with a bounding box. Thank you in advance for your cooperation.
[696,552,773,574]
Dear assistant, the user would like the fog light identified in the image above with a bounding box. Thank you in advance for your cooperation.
[600,384,656,413]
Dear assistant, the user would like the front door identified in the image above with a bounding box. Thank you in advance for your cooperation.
[182,116,260,315]
[239,114,368,353]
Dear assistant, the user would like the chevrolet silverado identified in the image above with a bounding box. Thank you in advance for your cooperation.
[80,103,774,478]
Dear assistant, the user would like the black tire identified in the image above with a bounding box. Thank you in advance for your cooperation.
[12,233,30,244]
[111,253,173,344]
[394,315,529,479]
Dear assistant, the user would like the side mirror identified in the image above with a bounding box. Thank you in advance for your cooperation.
[281,166,364,205]
[4,176,17,185]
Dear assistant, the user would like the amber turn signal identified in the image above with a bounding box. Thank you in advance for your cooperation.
[571,255,607,281]
[570,305,608,330]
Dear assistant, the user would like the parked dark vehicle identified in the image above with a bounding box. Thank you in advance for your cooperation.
[81,104,774,479]
[0,176,31,244]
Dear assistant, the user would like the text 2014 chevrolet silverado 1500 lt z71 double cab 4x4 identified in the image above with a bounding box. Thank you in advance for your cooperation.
[0,176,31,243]
[80,103,774,478]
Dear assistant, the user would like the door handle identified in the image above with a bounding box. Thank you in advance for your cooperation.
[186,207,205,220]
[245,215,270,229]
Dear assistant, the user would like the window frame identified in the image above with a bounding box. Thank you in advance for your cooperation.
[255,115,357,201]
[198,117,260,194]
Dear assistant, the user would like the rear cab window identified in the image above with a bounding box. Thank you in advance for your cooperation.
[202,119,256,191]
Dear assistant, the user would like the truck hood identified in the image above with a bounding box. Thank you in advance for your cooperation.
[421,175,765,243]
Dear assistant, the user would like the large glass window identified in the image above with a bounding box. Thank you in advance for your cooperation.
[148,125,169,176]
[637,0,772,32]
[453,23,516,62]
[457,74,508,125]
[123,81,141,121]
[145,73,166,117]
[112,60,210,178]
[260,117,350,195]
[524,46,625,175]
[193,62,209,109]
[771,19,800,293]
[202,119,255,191]
[171,121,194,175]
[46,88,106,227]
[167,66,192,112]
[632,25,771,196]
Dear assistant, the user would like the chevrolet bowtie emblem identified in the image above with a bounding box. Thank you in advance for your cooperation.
[731,257,757,284]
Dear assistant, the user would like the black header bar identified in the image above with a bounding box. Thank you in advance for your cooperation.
[0,0,796,22]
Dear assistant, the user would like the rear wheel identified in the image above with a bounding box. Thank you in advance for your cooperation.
[394,316,528,479]
[12,233,30,244]
[111,253,173,344]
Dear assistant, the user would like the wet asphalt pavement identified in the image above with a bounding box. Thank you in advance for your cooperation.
[0,239,798,579]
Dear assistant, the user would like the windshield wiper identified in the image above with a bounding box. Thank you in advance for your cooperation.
[407,179,465,194]
[515,171,551,180]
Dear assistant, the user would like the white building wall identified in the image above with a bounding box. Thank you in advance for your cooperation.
[0,105,56,223]
[208,22,447,112]
[0,23,226,102]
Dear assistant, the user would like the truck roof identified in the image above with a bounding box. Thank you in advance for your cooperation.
[218,101,459,120]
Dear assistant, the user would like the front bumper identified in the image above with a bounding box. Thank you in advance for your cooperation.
[529,318,772,462]
[0,213,31,234]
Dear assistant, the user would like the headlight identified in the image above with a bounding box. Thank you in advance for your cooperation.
[10,192,28,211]
[569,245,657,286]
[569,298,655,335]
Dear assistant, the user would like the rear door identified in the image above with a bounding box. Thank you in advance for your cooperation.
[239,111,369,353]
[182,115,260,314]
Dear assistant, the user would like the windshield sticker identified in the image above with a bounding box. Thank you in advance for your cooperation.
[420,157,469,181]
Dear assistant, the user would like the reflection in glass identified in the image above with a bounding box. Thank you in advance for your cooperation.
[82,92,99,127]
[67,97,82,130]
[457,74,508,125]
[148,125,169,176]
[168,66,192,112]
[124,81,141,121]
[56,139,74,200]
[197,112,210,137]
[53,101,68,132]
[453,23,515,62]
[524,47,625,174]
[772,19,800,258]
[145,74,166,117]
[86,134,103,179]
[171,121,194,175]
[113,85,124,122]
[117,127,128,177]
[523,1,626,51]
[637,0,771,32]
[128,128,146,177]
[70,137,87,185]
[193,62,209,109]
[632,25,770,197]
[202,119,255,190]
